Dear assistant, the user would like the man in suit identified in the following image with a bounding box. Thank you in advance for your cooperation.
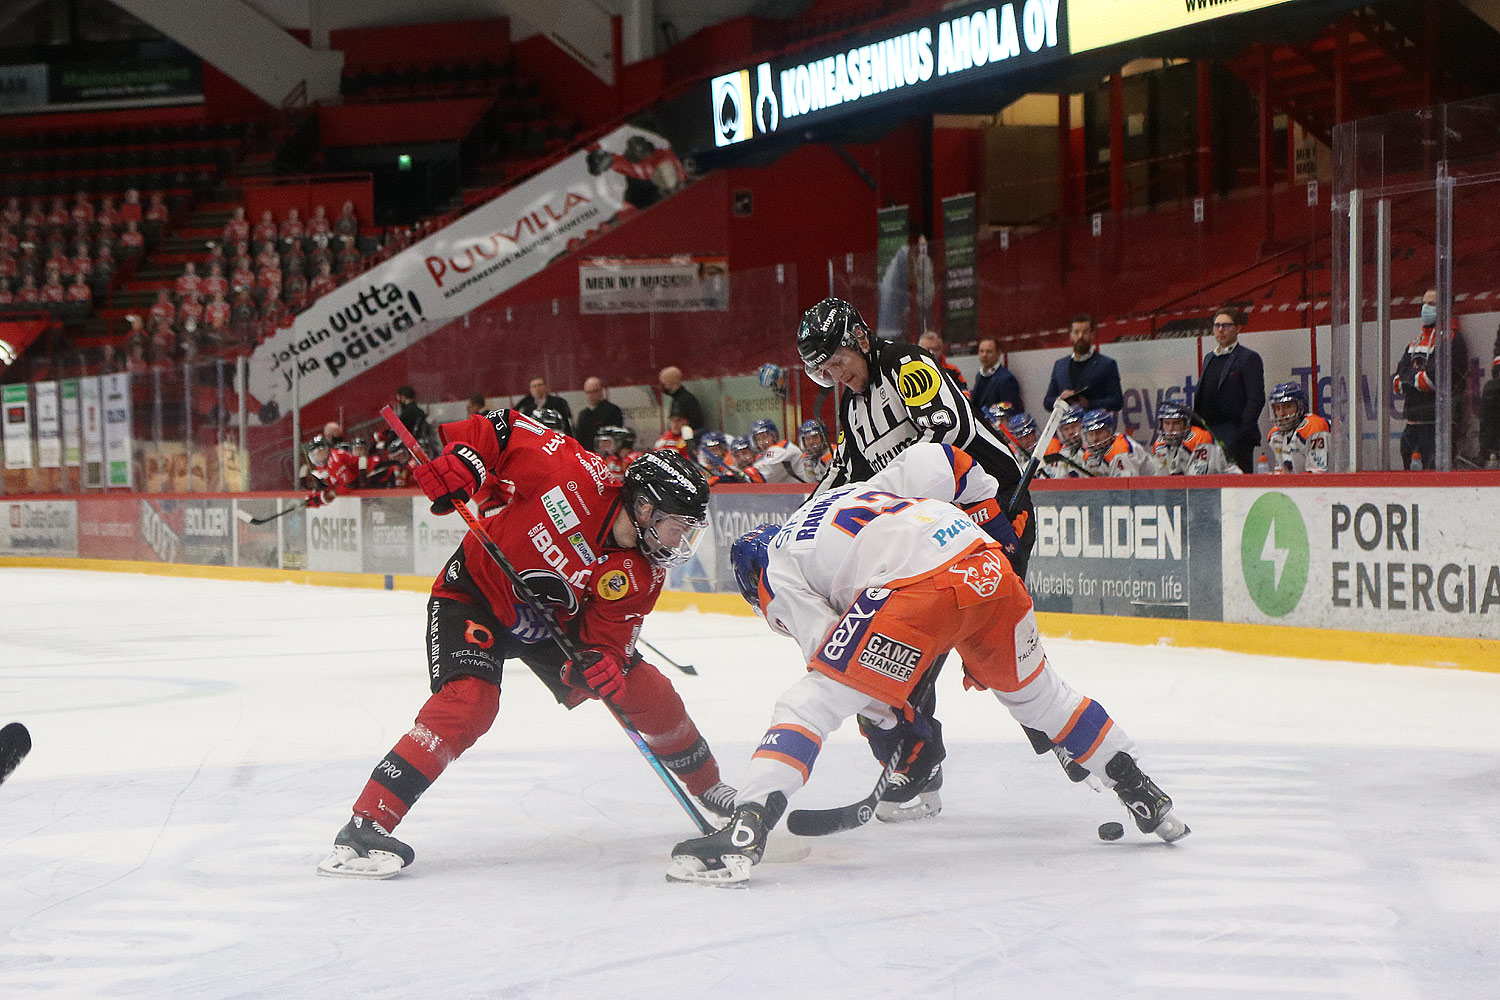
[1193,308,1265,472]
[971,336,1023,413]
[1043,314,1124,413]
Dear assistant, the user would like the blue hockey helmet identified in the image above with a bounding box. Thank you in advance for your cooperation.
[730,434,755,458]
[1057,404,1086,446]
[698,429,729,453]
[1156,400,1191,446]
[730,524,781,616]
[797,418,828,455]
[1080,408,1116,458]
[1268,381,1308,432]
[982,401,1014,433]
[1007,412,1038,442]
[749,417,779,449]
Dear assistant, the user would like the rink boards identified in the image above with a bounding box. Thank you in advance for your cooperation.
[1,474,1497,667]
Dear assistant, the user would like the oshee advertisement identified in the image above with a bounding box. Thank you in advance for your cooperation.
[1025,487,1222,620]
[1223,487,1499,640]
[1069,0,1304,53]
[0,500,77,556]
[306,497,362,573]
[578,256,728,314]
[247,124,686,421]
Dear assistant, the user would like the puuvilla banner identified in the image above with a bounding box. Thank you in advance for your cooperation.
[246,124,686,423]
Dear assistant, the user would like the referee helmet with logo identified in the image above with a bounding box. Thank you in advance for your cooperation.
[797,297,873,387]
[621,449,710,567]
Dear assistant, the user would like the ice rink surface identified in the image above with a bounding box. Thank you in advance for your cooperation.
[2,568,1498,999]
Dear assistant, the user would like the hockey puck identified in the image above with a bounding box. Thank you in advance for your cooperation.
[1098,821,1125,841]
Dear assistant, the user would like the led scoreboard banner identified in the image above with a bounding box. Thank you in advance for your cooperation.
[709,0,1068,148]
[1067,0,1309,53]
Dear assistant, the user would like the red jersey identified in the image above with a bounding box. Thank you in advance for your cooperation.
[430,409,657,661]
[205,301,231,330]
[223,219,249,244]
[311,447,360,492]
[201,275,228,298]
[177,274,202,299]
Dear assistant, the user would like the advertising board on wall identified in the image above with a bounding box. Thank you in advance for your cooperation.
[412,500,468,577]
[0,500,77,556]
[1067,0,1305,53]
[247,124,686,421]
[362,497,414,575]
[1025,486,1222,620]
[60,379,81,468]
[941,193,978,343]
[578,256,729,314]
[709,0,1068,149]
[101,373,132,488]
[1222,485,1499,640]
[3,383,31,470]
[33,381,60,469]
[305,496,362,573]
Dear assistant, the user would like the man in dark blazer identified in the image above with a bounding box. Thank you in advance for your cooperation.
[1043,314,1124,413]
[1193,308,1265,472]
[574,375,624,447]
[971,336,1024,413]
[514,375,574,435]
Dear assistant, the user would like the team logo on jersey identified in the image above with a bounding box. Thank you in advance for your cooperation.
[857,633,922,682]
[597,569,631,601]
[948,550,1008,599]
[542,487,580,533]
[464,620,495,649]
[897,358,941,406]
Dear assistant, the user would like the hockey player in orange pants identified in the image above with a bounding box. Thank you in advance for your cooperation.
[666,442,1189,886]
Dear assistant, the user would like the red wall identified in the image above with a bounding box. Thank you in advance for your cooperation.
[318,98,492,147]
[330,19,510,73]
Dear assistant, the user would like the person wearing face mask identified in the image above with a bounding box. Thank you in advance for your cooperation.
[1393,289,1468,470]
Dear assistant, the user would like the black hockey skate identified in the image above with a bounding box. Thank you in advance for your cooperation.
[317,814,416,879]
[876,718,945,823]
[1104,752,1190,843]
[698,781,739,821]
[666,793,786,887]
[1022,724,1096,785]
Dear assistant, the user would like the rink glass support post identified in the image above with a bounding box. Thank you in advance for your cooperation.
[1376,197,1392,471]
[1345,186,1362,472]
[290,354,301,490]
[236,356,248,490]
[1434,161,1454,472]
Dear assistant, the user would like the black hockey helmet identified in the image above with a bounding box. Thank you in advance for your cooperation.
[797,297,870,387]
[531,407,566,433]
[621,449,710,567]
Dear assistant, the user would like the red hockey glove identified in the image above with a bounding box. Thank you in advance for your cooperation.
[305,486,336,509]
[962,498,1020,557]
[413,442,486,514]
[564,648,626,702]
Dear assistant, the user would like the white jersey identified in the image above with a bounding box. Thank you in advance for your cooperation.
[753,440,809,483]
[1082,434,1161,477]
[1151,427,1240,475]
[1041,442,1088,478]
[762,443,998,663]
[1267,414,1332,473]
[798,449,833,482]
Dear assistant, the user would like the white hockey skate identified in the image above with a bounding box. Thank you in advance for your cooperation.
[317,815,415,879]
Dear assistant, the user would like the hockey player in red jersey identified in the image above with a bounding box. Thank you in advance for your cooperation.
[303,435,359,506]
[318,409,735,878]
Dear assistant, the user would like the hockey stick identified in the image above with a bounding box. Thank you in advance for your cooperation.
[785,666,943,837]
[1005,396,1073,518]
[1042,452,1097,477]
[637,637,697,676]
[784,399,1074,837]
[380,406,714,835]
[0,722,31,787]
[245,496,314,525]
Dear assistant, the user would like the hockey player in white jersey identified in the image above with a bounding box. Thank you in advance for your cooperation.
[1080,409,1161,477]
[749,417,809,483]
[1151,401,1240,475]
[665,443,1189,886]
[1266,382,1331,474]
[796,418,834,482]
